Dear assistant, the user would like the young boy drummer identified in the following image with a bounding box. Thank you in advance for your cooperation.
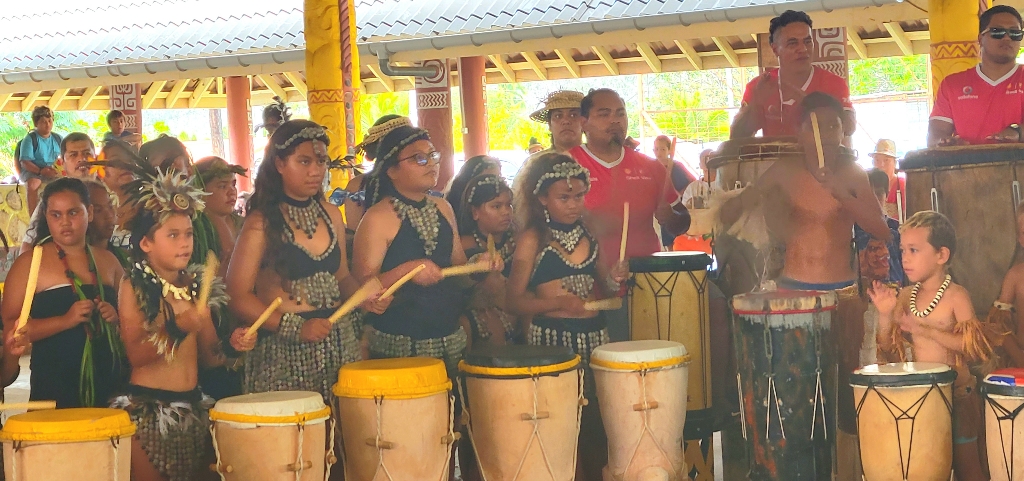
[869,211,990,480]
[108,163,248,481]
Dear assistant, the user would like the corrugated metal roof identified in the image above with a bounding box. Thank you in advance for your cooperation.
[1,0,875,78]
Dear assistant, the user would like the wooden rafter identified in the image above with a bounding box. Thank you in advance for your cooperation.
[189,78,214,108]
[48,88,69,109]
[521,51,548,80]
[21,91,40,111]
[555,49,581,78]
[592,45,619,75]
[847,31,869,60]
[166,80,191,108]
[366,63,395,92]
[674,40,703,71]
[257,74,287,99]
[883,22,914,56]
[283,72,307,97]
[0,93,12,111]
[712,37,740,68]
[78,85,102,110]
[636,42,663,73]
[489,54,516,82]
[142,81,167,109]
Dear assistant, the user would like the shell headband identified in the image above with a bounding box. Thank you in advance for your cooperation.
[274,126,330,152]
[466,175,509,205]
[534,161,590,195]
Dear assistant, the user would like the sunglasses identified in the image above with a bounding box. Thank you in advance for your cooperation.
[987,27,1024,41]
[400,150,441,166]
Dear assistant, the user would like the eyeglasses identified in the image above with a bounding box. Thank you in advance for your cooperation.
[988,27,1024,41]
[400,150,441,166]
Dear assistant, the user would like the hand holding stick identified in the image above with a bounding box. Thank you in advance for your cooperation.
[245,297,283,337]
[811,112,825,170]
[328,278,383,324]
[585,298,623,311]
[16,246,44,334]
[619,203,630,262]
[440,262,490,278]
[381,264,425,299]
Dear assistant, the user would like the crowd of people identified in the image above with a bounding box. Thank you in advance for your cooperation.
[0,4,1020,481]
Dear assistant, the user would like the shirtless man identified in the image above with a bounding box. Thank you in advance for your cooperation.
[869,211,988,480]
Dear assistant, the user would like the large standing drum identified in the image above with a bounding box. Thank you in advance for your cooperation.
[732,290,837,480]
[982,368,1024,481]
[851,363,955,481]
[902,145,1024,313]
[333,358,455,481]
[0,407,134,480]
[459,345,583,481]
[209,391,333,480]
[591,340,690,481]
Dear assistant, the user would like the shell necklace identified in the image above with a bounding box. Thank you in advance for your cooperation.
[909,274,951,318]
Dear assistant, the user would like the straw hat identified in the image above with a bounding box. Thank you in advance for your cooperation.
[870,139,898,158]
[529,90,584,123]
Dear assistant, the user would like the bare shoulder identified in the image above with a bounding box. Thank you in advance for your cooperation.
[1007,262,1024,282]
[320,199,344,225]
[430,196,457,220]
[514,228,541,253]
[362,199,398,222]
[945,282,975,312]
[240,210,267,233]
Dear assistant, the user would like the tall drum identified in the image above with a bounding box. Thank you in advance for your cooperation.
[0,408,135,481]
[209,391,333,480]
[333,358,455,481]
[902,145,1024,313]
[850,363,955,481]
[591,340,690,481]
[982,368,1024,481]
[732,290,837,481]
[459,345,583,481]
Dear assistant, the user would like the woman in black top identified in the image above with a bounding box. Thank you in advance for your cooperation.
[353,125,500,374]
[1,178,126,408]
[444,154,501,223]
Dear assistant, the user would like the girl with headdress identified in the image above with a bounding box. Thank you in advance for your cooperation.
[259,96,292,136]
[105,161,243,481]
[353,125,501,374]
[226,119,388,402]
[458,173,518,345]
[507,152,629,479]
[342,115,413,237]
[444,155,501,223]
[1,178,127,409]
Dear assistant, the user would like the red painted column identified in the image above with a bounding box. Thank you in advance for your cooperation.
[109,84,143,136]
[415,59,455,190]
[458,56,488,158]
[225,76,254,192]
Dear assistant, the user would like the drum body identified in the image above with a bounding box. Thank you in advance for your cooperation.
[851,363,955,481]
[460,345,582,481]
[902,145,1024,314]
[591,340,690,481]
[732,290,837,481]
[333,358,454,481]
[210,391,331,480]
[0,407,134,481]
[982,369,1024,481]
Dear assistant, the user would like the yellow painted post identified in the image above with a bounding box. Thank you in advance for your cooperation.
[929,0,992,99]
[304,0,355,189]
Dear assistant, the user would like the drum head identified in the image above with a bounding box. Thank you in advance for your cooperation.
[212,391,329,423]
[732,289,838,314]
[591,340,689,371]
[0,408,135,443]
[334,357,452,400]
[902,145,1024,170]
[629,251,712,273]
[460,345,579,378]
[850,362,956,387]
[982,368,1024,397]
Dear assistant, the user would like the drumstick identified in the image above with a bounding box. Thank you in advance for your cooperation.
[196,252,219,308]
[810,112,825,170]
[245,297,283,337]
[381,264,425,299]
[619,202,630,262]
[896,189,904,223]
[487,234,496,259]
[440,262,490,278]
[328,278,382,324]
[15,246,43,334]
[0,401,56,411]
[584,298,623,311]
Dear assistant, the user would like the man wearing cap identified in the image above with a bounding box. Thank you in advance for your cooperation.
[869,139,905,221]
[512,90,585,225]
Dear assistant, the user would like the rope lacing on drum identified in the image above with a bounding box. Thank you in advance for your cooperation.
[984,394,1024,480]
[324,416,336,481]
[810,296,827,441]
[507,375,562,480]
[210,422,226,481]
[441,393,455,481]
[762,308,785,440]
[110,436,121,481]
[855,381,950,480]
[371,396,397,481]
[293,423,306,481]
[615,368,684,479]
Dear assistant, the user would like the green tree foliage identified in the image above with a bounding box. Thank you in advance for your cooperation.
[848,55,928,96]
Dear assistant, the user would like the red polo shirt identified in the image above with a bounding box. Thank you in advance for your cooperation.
[930,64,1024,145]
[569,145,678,265]
[740,66,853,137]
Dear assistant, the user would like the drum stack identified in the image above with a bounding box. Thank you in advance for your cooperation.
[628,251,715,479]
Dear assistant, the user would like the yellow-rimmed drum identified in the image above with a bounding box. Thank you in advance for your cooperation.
[591,340,690,481]
[209,391,332,480]
[851,363,955,481]
[982,369,1024,481]
[0,407,134,480]
[459,345,583,481]
[333,358,454,481]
